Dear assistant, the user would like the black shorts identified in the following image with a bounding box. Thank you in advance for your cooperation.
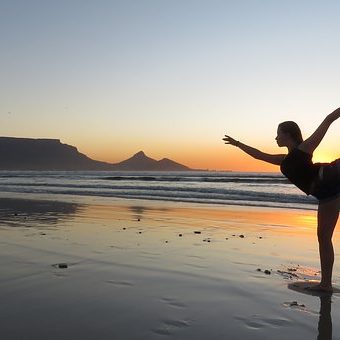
[311,159,340,202]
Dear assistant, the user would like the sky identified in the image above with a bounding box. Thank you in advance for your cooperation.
[1,0,339,171]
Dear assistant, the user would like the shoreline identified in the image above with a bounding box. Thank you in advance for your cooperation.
[1,194,339,339]
[0,170,317,211]
[0,189,318,212]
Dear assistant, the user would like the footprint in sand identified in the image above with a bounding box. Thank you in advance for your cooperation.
[152,319,191,336]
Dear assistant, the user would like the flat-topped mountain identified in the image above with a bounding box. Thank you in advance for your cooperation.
[0,137,192,171]
[0,137,112,170]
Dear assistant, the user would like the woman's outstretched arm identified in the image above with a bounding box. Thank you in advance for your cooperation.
[223,135,285,165]
[299,107,340,154]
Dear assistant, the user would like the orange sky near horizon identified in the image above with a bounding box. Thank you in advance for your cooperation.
[79,139,338,172]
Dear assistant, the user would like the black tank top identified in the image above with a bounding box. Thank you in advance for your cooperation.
[280,148,320,195]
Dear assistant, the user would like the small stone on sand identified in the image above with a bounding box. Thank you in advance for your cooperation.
[58,263,68,269]
[287,301,305,308]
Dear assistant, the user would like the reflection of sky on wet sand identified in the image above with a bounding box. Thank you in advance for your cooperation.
[1,196,340,339]
[128,205,170,222]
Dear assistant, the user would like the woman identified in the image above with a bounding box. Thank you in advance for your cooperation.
[223,108,340,292]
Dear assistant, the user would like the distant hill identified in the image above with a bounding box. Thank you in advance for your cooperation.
[111,151,190,171]
[0,137,113,170]
[0,137,192,171]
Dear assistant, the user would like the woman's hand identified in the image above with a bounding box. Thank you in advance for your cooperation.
[327,107,340,123]
[223,135,240,147]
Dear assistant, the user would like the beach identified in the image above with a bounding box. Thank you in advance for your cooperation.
[1,193,340,340]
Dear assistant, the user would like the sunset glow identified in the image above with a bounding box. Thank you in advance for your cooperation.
[1,1,339,171]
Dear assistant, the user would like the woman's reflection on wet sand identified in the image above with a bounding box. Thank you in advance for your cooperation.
[288,282,333,340]
[318,295,332,340]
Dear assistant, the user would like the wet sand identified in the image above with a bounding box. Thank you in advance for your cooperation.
[1,194,340,340]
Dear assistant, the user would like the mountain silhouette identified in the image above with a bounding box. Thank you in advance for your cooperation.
[0,137,192,171]
[0,137,113,170]
[111,151,190,171]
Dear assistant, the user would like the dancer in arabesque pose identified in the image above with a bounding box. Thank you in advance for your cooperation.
[223,108,340,292]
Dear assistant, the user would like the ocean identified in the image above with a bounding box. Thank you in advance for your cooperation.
[0,171,318,210]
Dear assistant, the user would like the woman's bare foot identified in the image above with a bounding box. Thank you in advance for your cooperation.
[305,283,333,293]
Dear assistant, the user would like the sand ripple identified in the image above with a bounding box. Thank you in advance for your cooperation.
[234,315,291,329]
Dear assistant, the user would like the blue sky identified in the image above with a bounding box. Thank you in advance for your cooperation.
[1,0,339,170]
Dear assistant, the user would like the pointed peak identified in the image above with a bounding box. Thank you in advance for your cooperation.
[133,150,146,158]
[112,150,191,171]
